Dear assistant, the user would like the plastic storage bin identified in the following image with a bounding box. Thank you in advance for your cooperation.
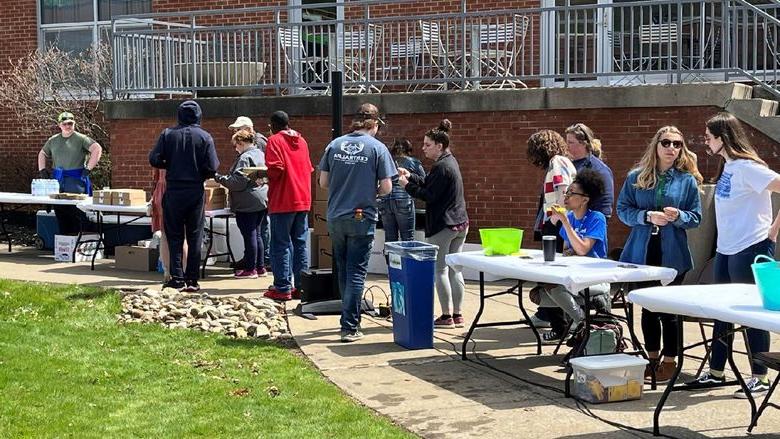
[479,228,523,255]
[569,354,648,403]
[385,241,438,349]
[752,255,780,311]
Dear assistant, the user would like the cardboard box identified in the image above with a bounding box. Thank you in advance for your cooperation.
[115,245,160,271]
[318,234,332,268]
[311,200,328,236]
[92,189,115,205]
[54,234,103,262]
[111,189,147,206]
[205,187,227,210]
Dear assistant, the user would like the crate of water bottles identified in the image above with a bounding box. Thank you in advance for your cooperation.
[31,179,60,196]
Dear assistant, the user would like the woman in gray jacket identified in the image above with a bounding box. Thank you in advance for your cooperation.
[215,129,269,278]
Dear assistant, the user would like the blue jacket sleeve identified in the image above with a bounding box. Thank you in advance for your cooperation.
[617,172,647,227]
[672,175,702,229]
[149,130,168,169]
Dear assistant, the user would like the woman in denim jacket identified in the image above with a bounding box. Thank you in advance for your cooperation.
[617,126,702,383]
[378,138,426,242]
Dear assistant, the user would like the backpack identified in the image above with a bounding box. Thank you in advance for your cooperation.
[566,315,628,356]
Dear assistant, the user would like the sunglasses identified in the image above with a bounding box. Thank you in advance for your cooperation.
[564,190,587,198]
[60,120,74,125]
[659,139,683,149]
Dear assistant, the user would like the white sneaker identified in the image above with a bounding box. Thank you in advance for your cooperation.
[733,377,770,399]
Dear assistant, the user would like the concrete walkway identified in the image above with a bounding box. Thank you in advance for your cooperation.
[2,248,779,438]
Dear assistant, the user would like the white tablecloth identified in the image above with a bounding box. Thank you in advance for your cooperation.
[205,208,232,217]
[628,284,780,334]
[0,191,91,206]
[446,250,678,293]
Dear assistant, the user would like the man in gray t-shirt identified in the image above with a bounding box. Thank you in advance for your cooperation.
[318,103,396,342]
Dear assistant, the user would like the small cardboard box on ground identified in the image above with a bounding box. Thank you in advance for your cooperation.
[569,354,647,404]
[54,234,102,262]
[112,189,147,206]
[115,245,160,271]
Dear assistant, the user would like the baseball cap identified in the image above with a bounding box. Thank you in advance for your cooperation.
[228,116,254,129]
[57,112,75,123]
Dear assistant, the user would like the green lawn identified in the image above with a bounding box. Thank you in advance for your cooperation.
[0,279,413,438]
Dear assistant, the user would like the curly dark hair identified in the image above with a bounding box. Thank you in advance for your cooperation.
[573,168,605,201]
[526,130,568,169]
[390,138,413,157]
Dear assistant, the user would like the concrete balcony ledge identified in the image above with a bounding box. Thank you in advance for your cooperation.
[104,82,750,120]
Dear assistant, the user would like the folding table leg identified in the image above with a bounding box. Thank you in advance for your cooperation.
[726,324,757,420]
[653,316,685,436]
[201,217,215,278]
[516,280,540,355]
[91,212,105,270]
[748,373,780,432]
[461,271,486,360]
[0,204,10,252]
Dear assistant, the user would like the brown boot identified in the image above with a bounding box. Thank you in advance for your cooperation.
[654,360,677,384]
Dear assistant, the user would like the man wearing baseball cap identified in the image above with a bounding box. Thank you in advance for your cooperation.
[38,111,103,235]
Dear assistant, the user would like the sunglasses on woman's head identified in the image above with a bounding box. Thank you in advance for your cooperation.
[659,139,683,149]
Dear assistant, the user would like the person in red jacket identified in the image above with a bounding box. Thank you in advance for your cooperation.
[263,111,314,301]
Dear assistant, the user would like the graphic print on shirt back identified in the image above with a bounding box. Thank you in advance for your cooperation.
[716,171,733,199]
[335,140,368,165]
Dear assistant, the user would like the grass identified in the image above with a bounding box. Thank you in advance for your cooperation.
[0,279,414,438]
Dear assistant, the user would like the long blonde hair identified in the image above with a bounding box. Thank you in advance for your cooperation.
[633,126,703,190]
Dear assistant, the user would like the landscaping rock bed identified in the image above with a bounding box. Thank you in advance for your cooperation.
[118,288,289,339]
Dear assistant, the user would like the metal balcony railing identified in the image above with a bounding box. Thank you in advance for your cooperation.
[110,0,780,99]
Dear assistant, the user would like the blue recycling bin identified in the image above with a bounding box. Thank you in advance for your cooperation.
[384,241,438,349]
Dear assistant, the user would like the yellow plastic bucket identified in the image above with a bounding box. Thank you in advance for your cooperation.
[479,228,523,256]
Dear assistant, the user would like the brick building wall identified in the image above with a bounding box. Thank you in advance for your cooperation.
[108,105,780,250]
[0,0,50,192]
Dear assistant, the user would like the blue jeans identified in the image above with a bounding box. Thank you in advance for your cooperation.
[710,238,774,376]
[269,212,308,292]
[328,217,375,332]
[379,197,415,242]
[235,210,267,271]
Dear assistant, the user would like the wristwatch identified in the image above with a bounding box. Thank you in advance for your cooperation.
[645,211,653,225]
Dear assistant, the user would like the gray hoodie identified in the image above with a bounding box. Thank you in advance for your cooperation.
[215,146,268,213]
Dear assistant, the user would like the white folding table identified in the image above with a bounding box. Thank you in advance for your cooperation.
[629,283,780,435]
[78,203,150,270]
[0,192,91,253]
[446,250,677,394]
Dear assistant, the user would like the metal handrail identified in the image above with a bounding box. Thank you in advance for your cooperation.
[109,0,780,98]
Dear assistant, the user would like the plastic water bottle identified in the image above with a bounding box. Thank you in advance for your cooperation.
[50,179,59,195]
[31,179,40,196]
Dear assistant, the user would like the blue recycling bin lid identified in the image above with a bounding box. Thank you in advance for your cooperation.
[384,240,438,261]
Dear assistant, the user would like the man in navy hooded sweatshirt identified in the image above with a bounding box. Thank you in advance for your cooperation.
[149,101,219,292]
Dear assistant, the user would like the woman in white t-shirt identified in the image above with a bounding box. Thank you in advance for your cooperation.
[686,112,780,399]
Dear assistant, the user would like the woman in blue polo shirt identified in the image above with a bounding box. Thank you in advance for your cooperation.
[541,169,609,342]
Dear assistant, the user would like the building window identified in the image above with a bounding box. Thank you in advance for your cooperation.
[40,0,152,53]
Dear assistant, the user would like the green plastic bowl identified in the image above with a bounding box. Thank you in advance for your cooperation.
[479,228,523,256]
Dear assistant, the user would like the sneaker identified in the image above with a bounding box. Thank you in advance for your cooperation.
[453,314,465,328]
[341,330,364,343]
[542,329,566,344]
[733,377,770,399]
[234,269,258,279]
[685,371,727,388]
[434,315,455,328]
[264,286,292,301]
[654,361,677,384]
[183,280,200,293]
[529,313,552,329]
[162,279,186,291]
[256,267,268,277]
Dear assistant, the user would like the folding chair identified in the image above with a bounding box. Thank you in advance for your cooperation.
[416,20,463,90]
[472,14,529,89]
[639,22,679,71]
[748,352,780,432]
[278,27,326,94]
[338,24,383,93]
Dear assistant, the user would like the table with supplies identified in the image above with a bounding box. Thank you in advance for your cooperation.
[629,283,780,436]
[202,208,235,277]
[445,250,677,393]
[0,192,92,253]
[78,202,150,270]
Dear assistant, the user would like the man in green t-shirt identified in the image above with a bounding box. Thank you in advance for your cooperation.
[37,112,103,235]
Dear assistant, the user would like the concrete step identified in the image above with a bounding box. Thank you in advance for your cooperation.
[729,98,778,117]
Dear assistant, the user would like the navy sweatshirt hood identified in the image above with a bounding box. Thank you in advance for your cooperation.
[177,100,202,126]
